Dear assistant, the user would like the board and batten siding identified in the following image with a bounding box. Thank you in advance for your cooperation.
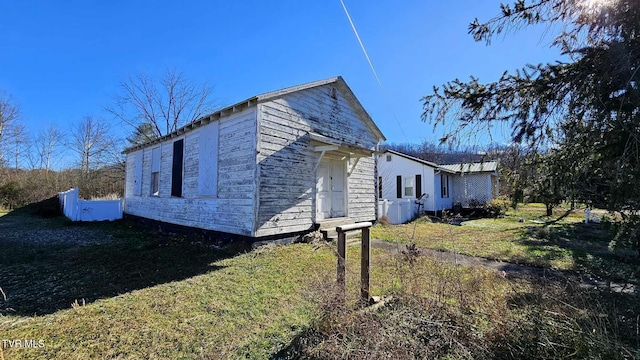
[124,108,258,236]
[255,84,379,237]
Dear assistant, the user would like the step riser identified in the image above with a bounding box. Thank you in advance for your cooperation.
[320,229,360,241]
[317,217,354,231]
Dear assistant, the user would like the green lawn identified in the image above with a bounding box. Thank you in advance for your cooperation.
[372,204,639,284]
[0,213,339,359]
[1,206,638,359]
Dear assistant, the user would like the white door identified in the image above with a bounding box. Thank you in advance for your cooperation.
[316,159,346,220]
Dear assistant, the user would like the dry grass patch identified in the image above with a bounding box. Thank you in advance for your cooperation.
[372,204,639,284]
[279,248,640,359]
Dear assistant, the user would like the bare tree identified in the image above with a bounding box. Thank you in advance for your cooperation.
[9,124,27,171]
[68,116,114,174]
[34,126,64,173]
[0,92,21,166]
[106,69,214,142]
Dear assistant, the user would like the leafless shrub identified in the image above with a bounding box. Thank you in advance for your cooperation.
[301,231,324,244]
[528,225,551,240]
[282,231,639,359]
[377,215,392,226]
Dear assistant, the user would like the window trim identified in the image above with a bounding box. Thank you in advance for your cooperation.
[441,174,449,198]
[404,176,414,198]
[150,146,161,197]
[151,171,159,197]
[171,139,184,198]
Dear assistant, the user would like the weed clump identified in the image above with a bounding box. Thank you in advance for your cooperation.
[280,250,639,359]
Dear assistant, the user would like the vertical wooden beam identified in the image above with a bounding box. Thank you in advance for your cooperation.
[361,227,370,302]
[337,231,346,288]
[337,231,346,303]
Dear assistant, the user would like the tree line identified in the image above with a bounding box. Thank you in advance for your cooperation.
[422,0,640,255]
[0,70,214,209]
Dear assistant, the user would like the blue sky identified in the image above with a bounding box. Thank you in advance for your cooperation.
[0,0,563,163]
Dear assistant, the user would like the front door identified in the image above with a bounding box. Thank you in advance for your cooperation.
[316,158,346,220]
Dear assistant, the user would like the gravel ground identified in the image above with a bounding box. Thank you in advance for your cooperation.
[0,212,115,246]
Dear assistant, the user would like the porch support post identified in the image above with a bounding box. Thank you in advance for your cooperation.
[361,227,370,302]
[314,150,327,172]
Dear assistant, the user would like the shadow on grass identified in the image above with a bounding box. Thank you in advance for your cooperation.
[517,222,639,285]
[0,200,249,316]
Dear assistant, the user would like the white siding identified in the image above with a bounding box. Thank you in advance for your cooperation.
[198,121,218,197]
[255,84,379,236]
[132,151,143,196]
[123,108,258,236]
[435,174,453,211]
[378,153,437,212]
[124,152,138,198]
[348,155,376,222]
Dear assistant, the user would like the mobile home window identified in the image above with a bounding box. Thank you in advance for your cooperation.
[171,139,184,197]
[441,174,449,198]
[404,177,414,197]
[150,147,160,196]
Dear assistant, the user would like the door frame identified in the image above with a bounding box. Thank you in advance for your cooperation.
[315,155,348,221]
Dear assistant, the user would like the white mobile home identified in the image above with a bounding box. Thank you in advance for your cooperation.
[378,150,499,222]
[378,150,457,214]
[122,77,386,238]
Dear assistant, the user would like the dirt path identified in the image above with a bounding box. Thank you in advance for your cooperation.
[368,239,638,295]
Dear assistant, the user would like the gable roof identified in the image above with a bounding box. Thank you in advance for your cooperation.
[384,150,498,175]
[384,150,456,173]
[123,76,385,154]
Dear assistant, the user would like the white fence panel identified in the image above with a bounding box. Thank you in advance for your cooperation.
[58,188,123,222]
[378,199,419,224]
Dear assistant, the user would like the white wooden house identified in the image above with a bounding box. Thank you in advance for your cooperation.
[122,77,386,238]
[378,150,499,222]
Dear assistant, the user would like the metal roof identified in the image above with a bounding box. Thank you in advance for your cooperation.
[439,161,499,174]
[384,150,499,175]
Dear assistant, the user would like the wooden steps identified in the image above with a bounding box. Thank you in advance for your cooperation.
[317,217,359,241]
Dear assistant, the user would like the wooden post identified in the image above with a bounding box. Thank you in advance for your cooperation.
[337,231,346,299]
[335,222,373,304]
[361,227,370,302]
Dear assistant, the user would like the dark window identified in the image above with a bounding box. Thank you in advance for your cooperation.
[151,172,159,196]
[386,155,392,162]
[441,174,449,198]
[378,176,383,198]
[415,174,422,198]
[171,139,184,197]
[396,176,402,199]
